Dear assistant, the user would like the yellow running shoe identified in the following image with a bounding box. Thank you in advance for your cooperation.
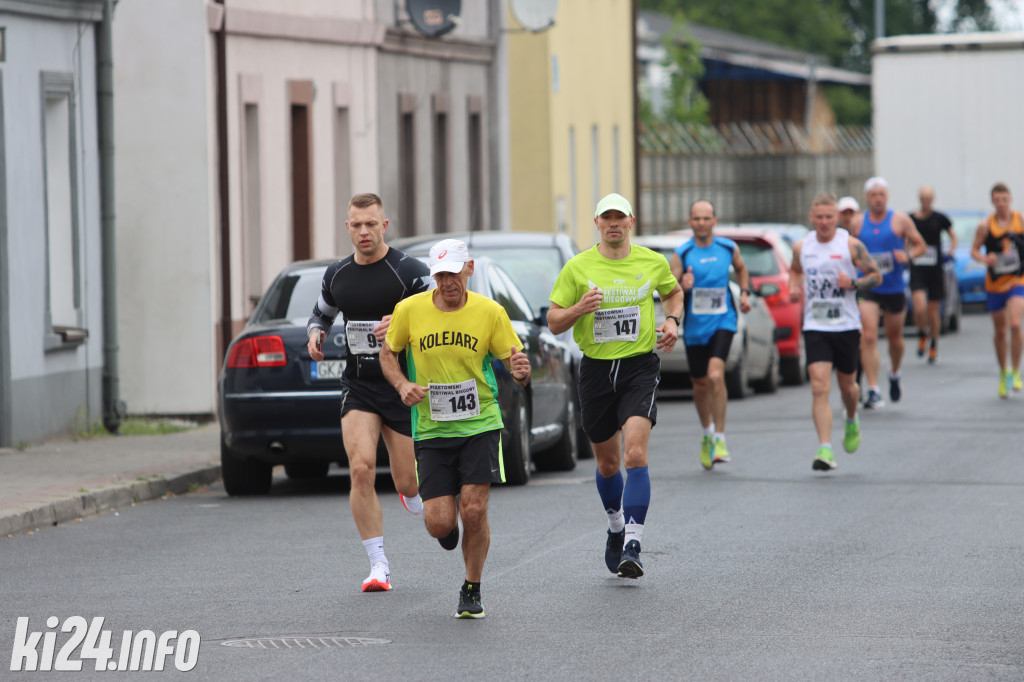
[999,372,1011,399]
[712,436,730,464]
[1013,369,1022,392]
[700,435,713,471]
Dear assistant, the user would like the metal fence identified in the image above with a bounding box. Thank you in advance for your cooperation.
[638,121,873,233]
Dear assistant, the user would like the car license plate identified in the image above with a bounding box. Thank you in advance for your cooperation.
[310,360,345,380]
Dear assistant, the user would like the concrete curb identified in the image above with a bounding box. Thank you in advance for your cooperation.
[1,466,222,538]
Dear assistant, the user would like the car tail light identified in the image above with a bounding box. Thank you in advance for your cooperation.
[226,336,287,368]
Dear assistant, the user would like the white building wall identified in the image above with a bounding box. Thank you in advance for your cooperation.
[873,36,1024,212]
[3,10,105,442]
[113,0,216,414]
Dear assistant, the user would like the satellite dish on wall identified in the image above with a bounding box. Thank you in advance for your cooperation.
[510,0,558,32]
[407,0,462,38]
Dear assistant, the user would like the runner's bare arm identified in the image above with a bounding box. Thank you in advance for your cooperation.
[898,212,927,261]
[503,346,532,385]
[946,219,958,253]
[656,285,683,353]
[669,252,684,283]
[971,221,996,266]
[731,247,752,313]
[547,288,603,335]
[380,344,426,407]
[849,238,883,291]
[788,242,804,302]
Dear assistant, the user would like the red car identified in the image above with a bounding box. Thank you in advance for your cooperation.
[668,227,806,385]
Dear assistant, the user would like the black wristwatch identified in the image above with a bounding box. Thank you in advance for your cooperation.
[666,315,681,325]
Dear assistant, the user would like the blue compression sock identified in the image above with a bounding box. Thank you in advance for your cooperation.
[622,465,650,527]
[595,468,624,514]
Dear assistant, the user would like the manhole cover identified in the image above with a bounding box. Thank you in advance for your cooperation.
[219,635,390,649]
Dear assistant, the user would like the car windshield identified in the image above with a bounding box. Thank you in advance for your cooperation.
[466,247,564,315]
[951,213,986,245]
[736,242,778,276]
[256,269,324,325]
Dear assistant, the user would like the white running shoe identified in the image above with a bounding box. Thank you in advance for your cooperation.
[400,494,424,516]
[361,562,391,592]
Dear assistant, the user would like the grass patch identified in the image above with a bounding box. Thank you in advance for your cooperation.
[73,418,199,440]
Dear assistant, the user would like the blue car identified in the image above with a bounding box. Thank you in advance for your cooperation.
[948,209,989,306]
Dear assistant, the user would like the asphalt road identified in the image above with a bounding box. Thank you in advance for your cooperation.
[2,311,1022,680]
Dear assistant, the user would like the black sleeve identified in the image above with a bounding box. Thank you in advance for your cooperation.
[306,261,342,334]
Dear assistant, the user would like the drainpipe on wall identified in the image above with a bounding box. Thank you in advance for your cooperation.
[98,0,124,432]
[631,0,641,233]
[214,0,232,363]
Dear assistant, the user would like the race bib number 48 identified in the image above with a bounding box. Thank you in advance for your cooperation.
[345,320,382,355]
[428,380,481,422]
[811,299,846,325]
[593,306,640,343]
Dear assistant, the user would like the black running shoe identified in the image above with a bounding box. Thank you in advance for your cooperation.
[889,373,902,402]
[456,583,485,619]
[438,525,459,551]
[617,540,644,579]
[605,529,625,573]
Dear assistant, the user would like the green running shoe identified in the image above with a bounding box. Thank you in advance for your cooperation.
[999,372,1011,399]
[843,418,860,453]
[712,436,730,464]
[700,435,713,470]
[1013,369,1022,392]
[813,445,836,471]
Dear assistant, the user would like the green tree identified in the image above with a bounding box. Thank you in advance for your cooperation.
[647,14,710,126]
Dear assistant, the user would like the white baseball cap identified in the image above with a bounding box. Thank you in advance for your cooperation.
[594,193,633,218]
[837,196,860,213]
[428,239,470,276]
[864,176,889,193]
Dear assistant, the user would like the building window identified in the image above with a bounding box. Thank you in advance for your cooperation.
[591,124,600,214]
[242,104,262,309]
[612,125,621,193]
[399,93,417,236]
[288,80,314,261]
[467,96,483,231]
[41,71,81,348]
[433,94,449,233]
[568,125,577,243]
[334,106,351,251]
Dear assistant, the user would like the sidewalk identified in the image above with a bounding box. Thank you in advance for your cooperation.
[0,423,221,537]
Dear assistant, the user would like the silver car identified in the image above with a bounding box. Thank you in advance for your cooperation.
[631,235,780,398]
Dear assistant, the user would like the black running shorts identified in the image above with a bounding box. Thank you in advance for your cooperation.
[858,290,906,314]
[414,430,503,500]
[909,265,944,301]
[804,329,861,374]
[578,352,660,444]
[684,329,734,379]
[340,376,413,437]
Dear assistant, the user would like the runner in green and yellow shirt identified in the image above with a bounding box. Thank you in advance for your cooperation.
[548,193,683,580]
[381,238,530,620]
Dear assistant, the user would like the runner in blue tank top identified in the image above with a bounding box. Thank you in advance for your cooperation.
[851,177,926,408]
[669,199,752,471]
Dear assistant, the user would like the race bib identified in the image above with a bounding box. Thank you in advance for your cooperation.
[912,246,938,267]
[993,248,1021,275]
[428,380,481,422]
[871,251,894,275]
[345,320,382,355]
[593,306,640,343]
[692,287,728,315]
[811,299,846,325]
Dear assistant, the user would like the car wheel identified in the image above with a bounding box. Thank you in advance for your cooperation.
[221,439,272,496]
[752,343,779,394]
[501,389,531,486]
[536,389,578,472]
[284,461,330,480]
[725,339,750,400]
[781,336,807,385]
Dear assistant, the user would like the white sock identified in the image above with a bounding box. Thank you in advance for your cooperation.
[713,432,725,442]
[820,442,832,449]
[607,509,625,533]
[624,522,644,546]
[401,493,424,515]
[889,370,900,379]
[362,537,387,568]
[703,424,714,436]
[869,385,880,393]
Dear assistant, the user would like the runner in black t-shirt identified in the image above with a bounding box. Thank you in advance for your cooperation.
[909,185,956,363]
[306,193,431,593]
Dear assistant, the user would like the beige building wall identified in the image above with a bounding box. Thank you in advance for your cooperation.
[507,0,635,248]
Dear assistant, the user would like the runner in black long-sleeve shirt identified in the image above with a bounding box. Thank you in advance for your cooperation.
[306,193,430,592]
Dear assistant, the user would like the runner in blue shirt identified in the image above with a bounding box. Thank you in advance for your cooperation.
[669,199,752,470]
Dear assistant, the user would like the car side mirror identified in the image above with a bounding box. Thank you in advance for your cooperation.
[537,305,550,327]
[756,283,780,297]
